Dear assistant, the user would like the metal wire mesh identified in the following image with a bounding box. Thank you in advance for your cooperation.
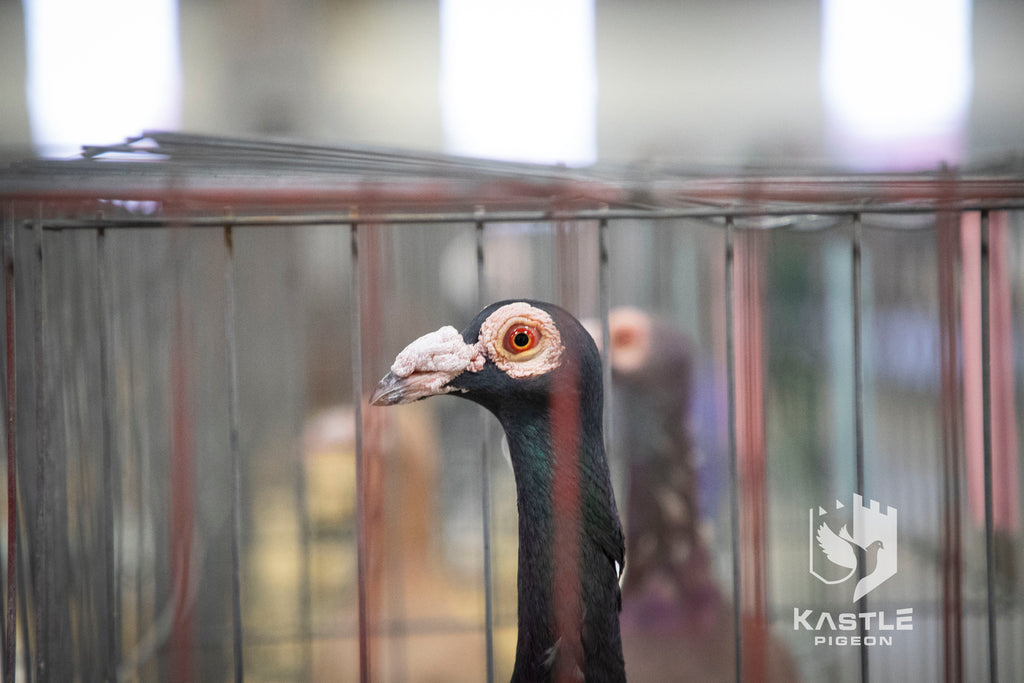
[1,133,1023,682]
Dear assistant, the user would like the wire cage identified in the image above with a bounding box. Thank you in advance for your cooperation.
[1,133,1023,682]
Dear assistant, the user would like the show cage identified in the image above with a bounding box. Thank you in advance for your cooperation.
[1,133,1023,682]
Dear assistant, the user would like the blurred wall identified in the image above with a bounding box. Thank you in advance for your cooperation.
[2,0,1024,166]
[596,0,824,163]
[0,0,31,160]
[969,0,1024,160]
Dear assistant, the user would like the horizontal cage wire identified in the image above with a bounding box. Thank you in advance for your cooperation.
[0,133,1023,683]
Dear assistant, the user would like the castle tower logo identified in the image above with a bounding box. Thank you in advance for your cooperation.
[809,494,898,602]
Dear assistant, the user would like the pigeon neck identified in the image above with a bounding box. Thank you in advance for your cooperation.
[498,391,625,682]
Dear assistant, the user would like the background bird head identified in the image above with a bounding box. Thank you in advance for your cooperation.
[606,307,693,428]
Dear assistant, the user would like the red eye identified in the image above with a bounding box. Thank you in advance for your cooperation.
[504,325,538,354]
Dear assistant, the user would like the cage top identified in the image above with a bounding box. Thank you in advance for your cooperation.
[3,132,1024,228]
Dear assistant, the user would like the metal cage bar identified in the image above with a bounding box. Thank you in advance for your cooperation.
[350,221,371,683]
[96,224,121,680]
[31,218,49,682]
[1,143,1022,681]
[475,217,496,683]
[223,225,246,682]
[598,216,613,498]
[851,215,869,683]
[979,210,998,683]
[936,208,964,683]
[2,203,17,683]
[724,217,743,683]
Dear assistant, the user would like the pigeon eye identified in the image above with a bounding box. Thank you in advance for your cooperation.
[504,325,538,354]
[480,304,563,377]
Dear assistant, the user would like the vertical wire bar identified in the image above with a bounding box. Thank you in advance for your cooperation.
[937,210,963,683]
[731,222,768,680]
[32,220,49,682]
[295,438,312,683]
[979,210,998,683]
[295,458,312,683]
[598,217,613,478]
[851,217,866,523]
[724,218,743,683]
[351,222,371,683]
[2,204,18,683]
[851,216,869,683]
[223,225,245,683]
[475,217,495,683]
[121,235,149,682]
[169,246,197,683]
[290,238,313,683]
[49,224,69,682]
[16,517,30,683]
[96,225,122,680]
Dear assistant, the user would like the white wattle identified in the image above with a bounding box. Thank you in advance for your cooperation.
[390,325,485,378]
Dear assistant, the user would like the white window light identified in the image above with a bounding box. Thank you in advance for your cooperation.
[440,0,597,166]
[24,0,182,157]
[821,0,972,168]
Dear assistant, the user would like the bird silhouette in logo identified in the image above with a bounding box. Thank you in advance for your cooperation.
[816,522,885,602]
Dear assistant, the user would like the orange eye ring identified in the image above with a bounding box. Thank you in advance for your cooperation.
[503,325,538,354]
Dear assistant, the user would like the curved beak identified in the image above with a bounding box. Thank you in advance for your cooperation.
[370,370,417,406]
[369,325,484,407]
